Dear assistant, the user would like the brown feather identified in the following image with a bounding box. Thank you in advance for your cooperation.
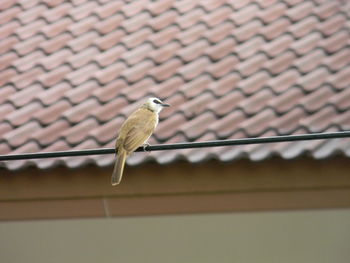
[111,148,126,186]
[111,107,158,185]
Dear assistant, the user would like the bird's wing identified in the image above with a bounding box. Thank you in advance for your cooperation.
[121,109,158,153]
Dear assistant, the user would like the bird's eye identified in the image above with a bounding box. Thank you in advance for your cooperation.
[153,99,161,104]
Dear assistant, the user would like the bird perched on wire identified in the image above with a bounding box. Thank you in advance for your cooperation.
[111,97,170,186]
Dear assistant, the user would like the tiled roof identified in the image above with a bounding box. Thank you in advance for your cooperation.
[0,0,350,170]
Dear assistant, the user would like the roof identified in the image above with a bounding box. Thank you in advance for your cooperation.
[0,0,350,170]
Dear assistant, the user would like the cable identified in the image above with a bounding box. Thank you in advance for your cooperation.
[0,131,350,161]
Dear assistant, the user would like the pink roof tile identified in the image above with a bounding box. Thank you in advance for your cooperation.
[0,0,349,171]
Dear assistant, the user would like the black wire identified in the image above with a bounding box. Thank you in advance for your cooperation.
[1,131,350,161]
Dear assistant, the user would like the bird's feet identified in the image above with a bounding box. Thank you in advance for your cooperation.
[142,142,151,152]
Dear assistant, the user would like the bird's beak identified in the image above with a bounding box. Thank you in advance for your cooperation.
[161,103,170,107]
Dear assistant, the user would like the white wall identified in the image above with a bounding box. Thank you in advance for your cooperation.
[1,209,350,263]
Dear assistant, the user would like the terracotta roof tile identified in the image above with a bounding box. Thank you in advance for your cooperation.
[0,85,16,104]
[231,4,259,25]
[207,55,238,78]
[210,111,246,138]
[202,6,232,27]
[239,89,275,114]
[260,17,290,40]
[208,91,244,116]
[235,36,264,59]
[1,0,350,169]
[41,18,73,38]
[174,0,200,13]
[39,33,72,53]
[176,8,204,29]
[258,2,287,23]
[148,26,179,46]
[13,35,44,55]
[42,2,72,22]
[95,1,123,18]
[286,1,314,21]
[206,38,235,60]
[92,79,127,103]
[150,58,182,81]
[236,71,270,95]
[321,30,349,53]
[121,0,148,17]
[3,121,41,147]
[7,84,43,107]
[38,65,70,87]
[41,49,72,70]
[11,67,43,89]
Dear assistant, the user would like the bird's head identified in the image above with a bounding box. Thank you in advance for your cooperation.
[143,97,170,113]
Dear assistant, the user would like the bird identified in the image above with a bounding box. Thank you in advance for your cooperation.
[111,97,170,186]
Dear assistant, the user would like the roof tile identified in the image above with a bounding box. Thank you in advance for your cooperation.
[7,84,43,107]
[94,14,123,34]
[121,0,148,17]
[208,91,245,116]
[205,38,235,60]
[207,56,238,78]
[0,85,16,104]
[179,75,211,98]
[3,121,41,147]
[204,21,234,43]
[294,49,325,73]
[239,89,275,114]
[236,71,270,95]
[239,109,276,136]
[68,16,98,36]
[174,0,200,13]
[33,100,71,125]
[40,49,72,70]
[258,2,286,23]
[202,6,232,27]
[290,17,318,39]
[94,63,126,84]
[231,4,259,25]
[41,18,73,38]
[1,0,350,169]
[260,17,290,40]
[321,30,349,53]
[38,66,70,87]
[149,11,177,31]
[92,79,127,103]
[268,87,303,113]
[6,102,42,126]
[14,35,44,55]
[63,98,99,123]
[37,83,70,105]
[147,0,175,15]
[62,118,99,145]
[39,33,72,54]
[69,1,97,20]
[148,26,179,46]
[42,3,72,22]
[176,8,204,29]
[177,39,209,61]
[95,1,123,18]
[237,53,268,76]
[94,30,125,50]
[235,36,264,59]
[178,57,210,80]
[95,46,126,67]
[286,1,314,21]
[11,67,43,89]
[149,58,182,81]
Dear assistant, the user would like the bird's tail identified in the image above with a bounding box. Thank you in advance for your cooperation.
[111,149,127,186]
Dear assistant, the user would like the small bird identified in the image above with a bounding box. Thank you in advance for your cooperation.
[111,97,170,186]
